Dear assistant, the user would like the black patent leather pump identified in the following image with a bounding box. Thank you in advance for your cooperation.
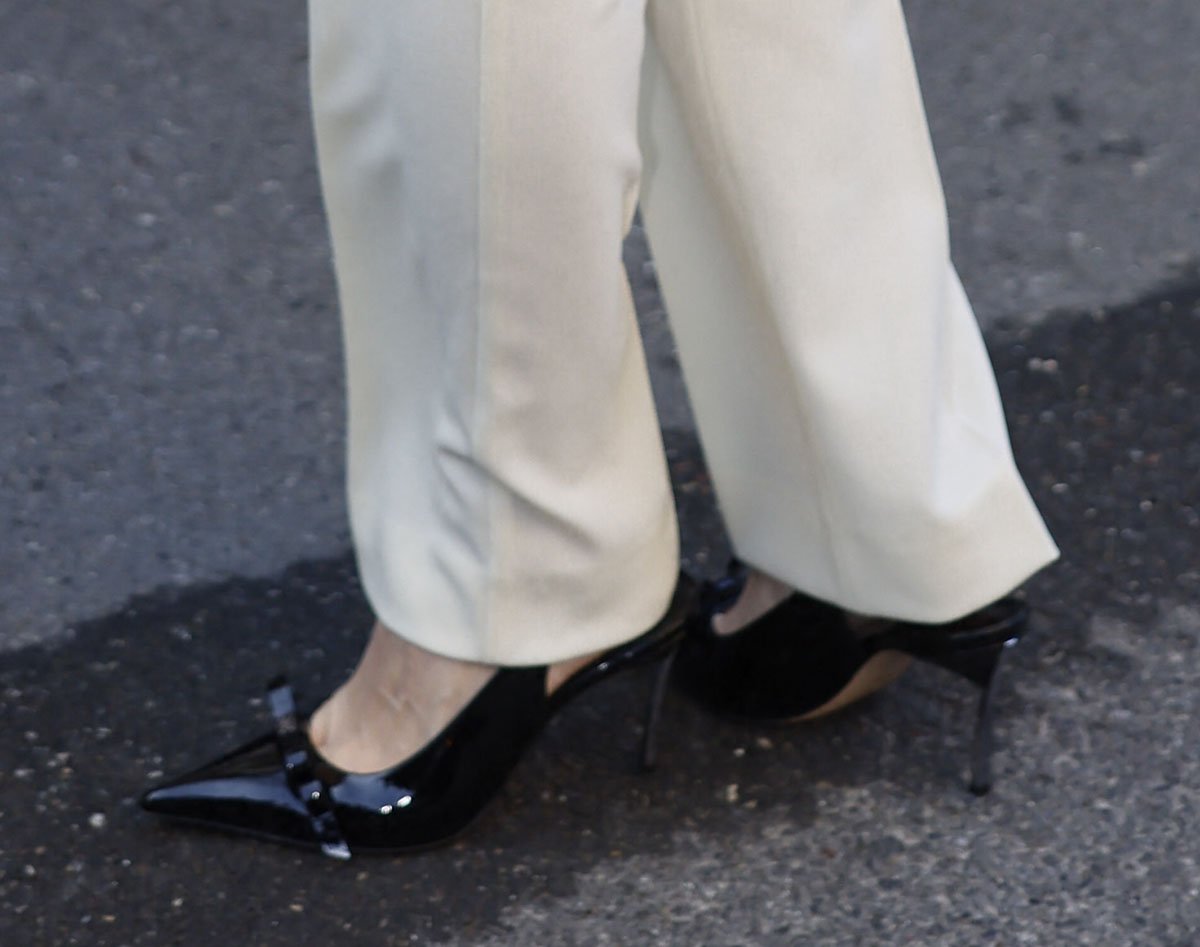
[140,575,695,859]
[672,565,1027,795]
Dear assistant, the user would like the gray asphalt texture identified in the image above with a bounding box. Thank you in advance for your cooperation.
[2,0,1199,944]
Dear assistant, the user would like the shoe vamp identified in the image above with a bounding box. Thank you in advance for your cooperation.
[151,735,313,822]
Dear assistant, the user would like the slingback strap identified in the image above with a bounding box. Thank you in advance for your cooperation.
[698,560,749,616]
[267,677,352,861]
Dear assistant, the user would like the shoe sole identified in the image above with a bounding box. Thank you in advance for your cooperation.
[797,649,913,721]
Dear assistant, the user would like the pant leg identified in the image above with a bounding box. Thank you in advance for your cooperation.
[308,0,678,663]
[639,0,1058,622]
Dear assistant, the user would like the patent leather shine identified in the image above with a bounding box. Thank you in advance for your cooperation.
[141,575,695,857]
[672,568,1028,793]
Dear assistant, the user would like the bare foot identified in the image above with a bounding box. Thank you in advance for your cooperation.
[712,567,890,639]
[308,622,600,773]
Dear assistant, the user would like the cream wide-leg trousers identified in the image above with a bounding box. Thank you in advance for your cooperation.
[308,0,1059,665]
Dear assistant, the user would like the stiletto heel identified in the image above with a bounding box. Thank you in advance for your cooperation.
[884,599,1026,794]
[967,643,1009,795]
[141,574,696,857]
[673,562,1031,793]
[639,650,677,772]
[919,633,1020,795]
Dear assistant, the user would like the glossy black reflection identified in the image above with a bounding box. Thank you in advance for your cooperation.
[141,575,696,858]
[672,563,1028,794]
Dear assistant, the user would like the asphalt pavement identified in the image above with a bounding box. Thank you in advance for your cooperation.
[2,1,1199,944]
